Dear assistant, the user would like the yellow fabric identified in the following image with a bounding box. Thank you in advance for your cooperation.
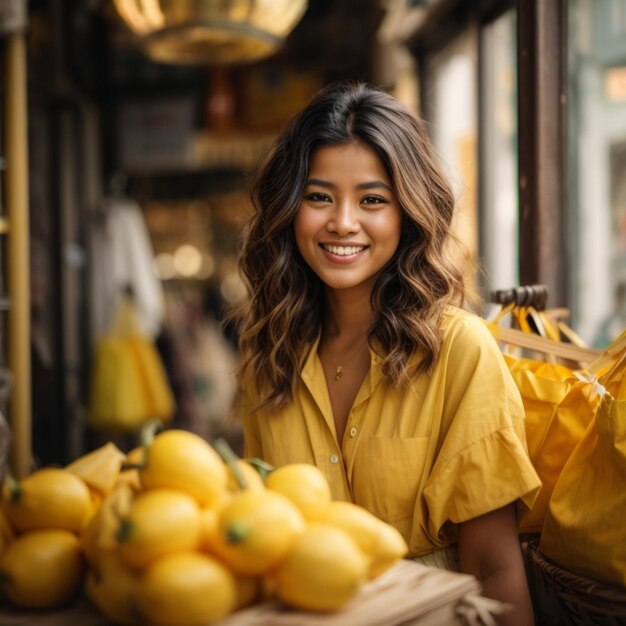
[239,308,541,557]
[500,354,599,534]
[88,298,175,433]
[540,352,626,586]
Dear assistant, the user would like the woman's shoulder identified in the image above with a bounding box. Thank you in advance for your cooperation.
[440,305,501,357]
[442,305,490,337]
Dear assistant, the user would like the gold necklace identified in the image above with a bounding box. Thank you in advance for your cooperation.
[325,336,367,381]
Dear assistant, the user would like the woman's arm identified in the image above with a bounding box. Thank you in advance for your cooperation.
[458,503,534,626]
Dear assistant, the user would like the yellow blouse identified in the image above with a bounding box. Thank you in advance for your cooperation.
[239,307,541,557]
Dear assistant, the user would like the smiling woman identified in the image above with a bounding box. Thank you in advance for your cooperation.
[231,82,540,625]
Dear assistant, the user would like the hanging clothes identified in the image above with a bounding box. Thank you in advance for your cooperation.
[91,197,163,340]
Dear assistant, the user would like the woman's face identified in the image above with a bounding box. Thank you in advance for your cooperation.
[294,140,402,296]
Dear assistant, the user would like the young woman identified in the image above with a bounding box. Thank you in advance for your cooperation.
[234,82,540,625]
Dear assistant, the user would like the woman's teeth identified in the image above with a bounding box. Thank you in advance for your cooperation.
[322,245,365,256]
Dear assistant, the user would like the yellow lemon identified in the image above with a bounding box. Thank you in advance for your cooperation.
[117,488,201,569]
[2,467,91,533]
[66,442,126,494]
[226,460,265,493]
[85,487,103,525]
[0,529,84,609]
[81,483,135,565]
[198,506,221,555]
[265,463,332,521]
[321,501,408,578]
[136,551,236,626]
[79,506,103,566]
[214,490,305,575]
[139,430,227,506]
[85,552,139,625]
[273,522,368,611]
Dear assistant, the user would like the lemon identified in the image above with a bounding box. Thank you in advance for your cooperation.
[214,490,305,575]
[273,522,368,611]
[0,529,84,609]
[265,463,332,521]
[81,483,135,565]
[198,505,221,555]
[79,505,103,566]
[117,488,201,569]
[85,487,103,525]
[321,500,408,578]
[85,553,139,625]
[2,467,91,533]
[139,430,227,506]
[136,551,236,626]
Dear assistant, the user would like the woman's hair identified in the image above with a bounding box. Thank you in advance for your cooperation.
[234,81,465,409]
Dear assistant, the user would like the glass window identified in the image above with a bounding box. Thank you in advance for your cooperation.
[568,0,626,346]
[479,9,518,301]
[424,30,479,297]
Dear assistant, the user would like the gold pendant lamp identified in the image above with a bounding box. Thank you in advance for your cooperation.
[112,0,308,65]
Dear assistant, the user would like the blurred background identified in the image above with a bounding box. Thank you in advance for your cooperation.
[1,0,626,473]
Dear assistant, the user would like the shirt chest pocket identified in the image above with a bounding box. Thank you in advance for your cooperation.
[350,436,430,527]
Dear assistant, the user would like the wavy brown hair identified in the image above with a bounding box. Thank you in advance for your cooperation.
[234,81,465,410]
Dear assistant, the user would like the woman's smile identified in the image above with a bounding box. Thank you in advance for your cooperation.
[319,242,369,261]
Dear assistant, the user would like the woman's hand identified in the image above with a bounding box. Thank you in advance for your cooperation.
[458,503,535,626]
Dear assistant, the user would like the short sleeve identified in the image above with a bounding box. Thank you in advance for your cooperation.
[423,313,541,542]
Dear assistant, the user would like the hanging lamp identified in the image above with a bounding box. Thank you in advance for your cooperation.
[112,0,308,65]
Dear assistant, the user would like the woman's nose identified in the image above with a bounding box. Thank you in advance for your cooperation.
[328,202,359,235]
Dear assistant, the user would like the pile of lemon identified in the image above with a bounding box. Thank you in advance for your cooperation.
[0,428,408,625]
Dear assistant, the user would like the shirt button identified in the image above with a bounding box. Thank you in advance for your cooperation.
[329,454,339,464]
[350,427,358,437]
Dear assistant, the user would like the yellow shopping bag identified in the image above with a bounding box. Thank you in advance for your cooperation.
[485,306,603,534]
[88,294,174,433]
[540,337,626,586]
[505,356,599,534]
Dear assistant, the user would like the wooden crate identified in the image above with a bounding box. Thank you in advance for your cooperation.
[0,559,493,626]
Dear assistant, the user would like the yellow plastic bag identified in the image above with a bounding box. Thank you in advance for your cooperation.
[88,295,174,433]
[540,338,626,586]
[485,306,603,533]
[503,355,599,534]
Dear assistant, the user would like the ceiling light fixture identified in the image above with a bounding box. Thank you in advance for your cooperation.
[112,0,308,65]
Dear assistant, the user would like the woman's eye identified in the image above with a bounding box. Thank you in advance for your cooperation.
[362,196,386,205]
[305,192,331,202]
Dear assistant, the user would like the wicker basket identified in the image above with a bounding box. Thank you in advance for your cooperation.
[522,541,626,625]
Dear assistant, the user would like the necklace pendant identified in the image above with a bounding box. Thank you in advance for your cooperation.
[335,366,343,381]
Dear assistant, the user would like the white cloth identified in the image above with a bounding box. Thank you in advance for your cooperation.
[91,197,163,339]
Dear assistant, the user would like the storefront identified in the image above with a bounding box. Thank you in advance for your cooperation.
[403,0,626,345]
[0,0,625,470]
